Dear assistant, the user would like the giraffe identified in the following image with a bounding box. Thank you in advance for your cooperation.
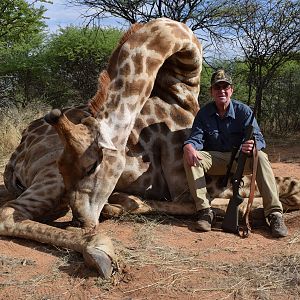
[1,18,202,277]
[1,18,300,278]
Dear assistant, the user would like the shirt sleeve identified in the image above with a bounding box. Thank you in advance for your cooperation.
[244,110,266,151]
[183,111,205,150]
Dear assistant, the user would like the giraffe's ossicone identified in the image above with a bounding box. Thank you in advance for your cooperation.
[1,18,300,277]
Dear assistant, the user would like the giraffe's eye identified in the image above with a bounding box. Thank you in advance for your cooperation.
[86,161,98,176]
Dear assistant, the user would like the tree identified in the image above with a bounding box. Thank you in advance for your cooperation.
[0,0,47,108]
[0,0,46,44]
[263,60,300,133]
[69,0,236,57]
[44,26,123,107]
[229,0,300,122]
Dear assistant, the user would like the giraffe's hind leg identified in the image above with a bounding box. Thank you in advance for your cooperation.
[102,192,154,218]
[102,192,196,218]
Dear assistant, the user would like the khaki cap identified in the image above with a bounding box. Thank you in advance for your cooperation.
[211,69,232,86]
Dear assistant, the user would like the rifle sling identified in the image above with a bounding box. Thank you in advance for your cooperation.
[241,143,259,238]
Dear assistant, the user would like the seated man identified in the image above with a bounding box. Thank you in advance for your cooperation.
[183,69,288,238]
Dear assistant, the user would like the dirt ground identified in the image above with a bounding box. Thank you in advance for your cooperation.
[0,135,300,300]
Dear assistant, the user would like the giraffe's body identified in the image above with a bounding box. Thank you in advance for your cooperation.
[1,18,300,276]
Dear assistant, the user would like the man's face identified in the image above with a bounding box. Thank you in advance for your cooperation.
[211,82,233,108]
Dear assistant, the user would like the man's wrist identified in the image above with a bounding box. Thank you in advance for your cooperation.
[183,143,194,151]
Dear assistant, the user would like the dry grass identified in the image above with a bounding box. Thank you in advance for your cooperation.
[0,199,299,299]
[0,104,50,157]
[215,254,300,299]
[95,215,300,299]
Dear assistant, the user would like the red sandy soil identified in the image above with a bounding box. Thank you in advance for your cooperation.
[0,136,299,300]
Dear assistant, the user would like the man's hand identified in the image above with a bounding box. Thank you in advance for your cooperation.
[241,139,254,154]
[183,144,202,166]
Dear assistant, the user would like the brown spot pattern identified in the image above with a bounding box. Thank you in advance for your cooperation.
[134,118,146,132]
[27,118,44,132]
[132,52,144,74]
[31,124,49,136]
[170,107,191,127]
[183,94,199,116]
[170,24,190,40]
[119,63,131,76]
[147,34,170,55]
[146,57,162,76]
[128,32,149,50]
[150,25,159,33]
[155,105,168,121]
[146,117,156,125]
[141,103,151,115]
[111,78,124,91]
[123,79,146,98]
[118,49,130,66]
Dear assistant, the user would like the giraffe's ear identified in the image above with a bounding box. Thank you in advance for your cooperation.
[97,122,117,151]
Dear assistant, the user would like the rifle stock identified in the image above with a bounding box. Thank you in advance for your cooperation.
[222,193,243,233]
[221,121,254,234]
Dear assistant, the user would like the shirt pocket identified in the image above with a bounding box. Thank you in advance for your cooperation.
[207,129,220,147]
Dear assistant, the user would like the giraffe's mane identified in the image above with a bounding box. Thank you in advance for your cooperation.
[89,22,144,116]
[88,70,111,116]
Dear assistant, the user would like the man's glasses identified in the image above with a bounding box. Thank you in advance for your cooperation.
[213,84,231,91]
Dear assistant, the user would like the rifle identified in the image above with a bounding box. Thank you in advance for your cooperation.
[221,146,239,188]
[221,112,255,235]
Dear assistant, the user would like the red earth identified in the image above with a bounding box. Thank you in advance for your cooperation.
[0,135,299,300]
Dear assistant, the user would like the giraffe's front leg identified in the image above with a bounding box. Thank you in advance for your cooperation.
[0,203,117,278]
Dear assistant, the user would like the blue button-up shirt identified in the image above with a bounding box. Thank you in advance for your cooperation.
[184,99,266,151]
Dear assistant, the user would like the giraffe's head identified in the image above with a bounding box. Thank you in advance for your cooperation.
[45,72,118,228]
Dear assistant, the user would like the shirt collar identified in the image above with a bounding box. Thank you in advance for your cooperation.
[208,100,236,119]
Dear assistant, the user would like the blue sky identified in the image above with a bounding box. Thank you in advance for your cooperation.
[42,0,84,32]
[41,0,123,33]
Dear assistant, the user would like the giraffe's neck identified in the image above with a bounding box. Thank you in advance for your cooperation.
[95,18,202,149]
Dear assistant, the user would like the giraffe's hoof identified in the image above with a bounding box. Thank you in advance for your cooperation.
[83,247,113,278]
[82,234,116,278]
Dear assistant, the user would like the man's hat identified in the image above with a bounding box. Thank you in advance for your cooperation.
[211,69,232,86]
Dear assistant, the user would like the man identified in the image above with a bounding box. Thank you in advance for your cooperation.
[183,69,288,238]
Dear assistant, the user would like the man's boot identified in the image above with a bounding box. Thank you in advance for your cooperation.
[268,212,288,238]
[195,208,215,232]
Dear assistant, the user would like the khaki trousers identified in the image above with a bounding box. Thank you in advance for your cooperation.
[183,150,283,217]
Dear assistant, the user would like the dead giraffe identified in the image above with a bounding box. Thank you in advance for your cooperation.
[1,18,300,277]
[1,18,202,277]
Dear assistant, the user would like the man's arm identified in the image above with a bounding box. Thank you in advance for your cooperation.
[183,112,205,166]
